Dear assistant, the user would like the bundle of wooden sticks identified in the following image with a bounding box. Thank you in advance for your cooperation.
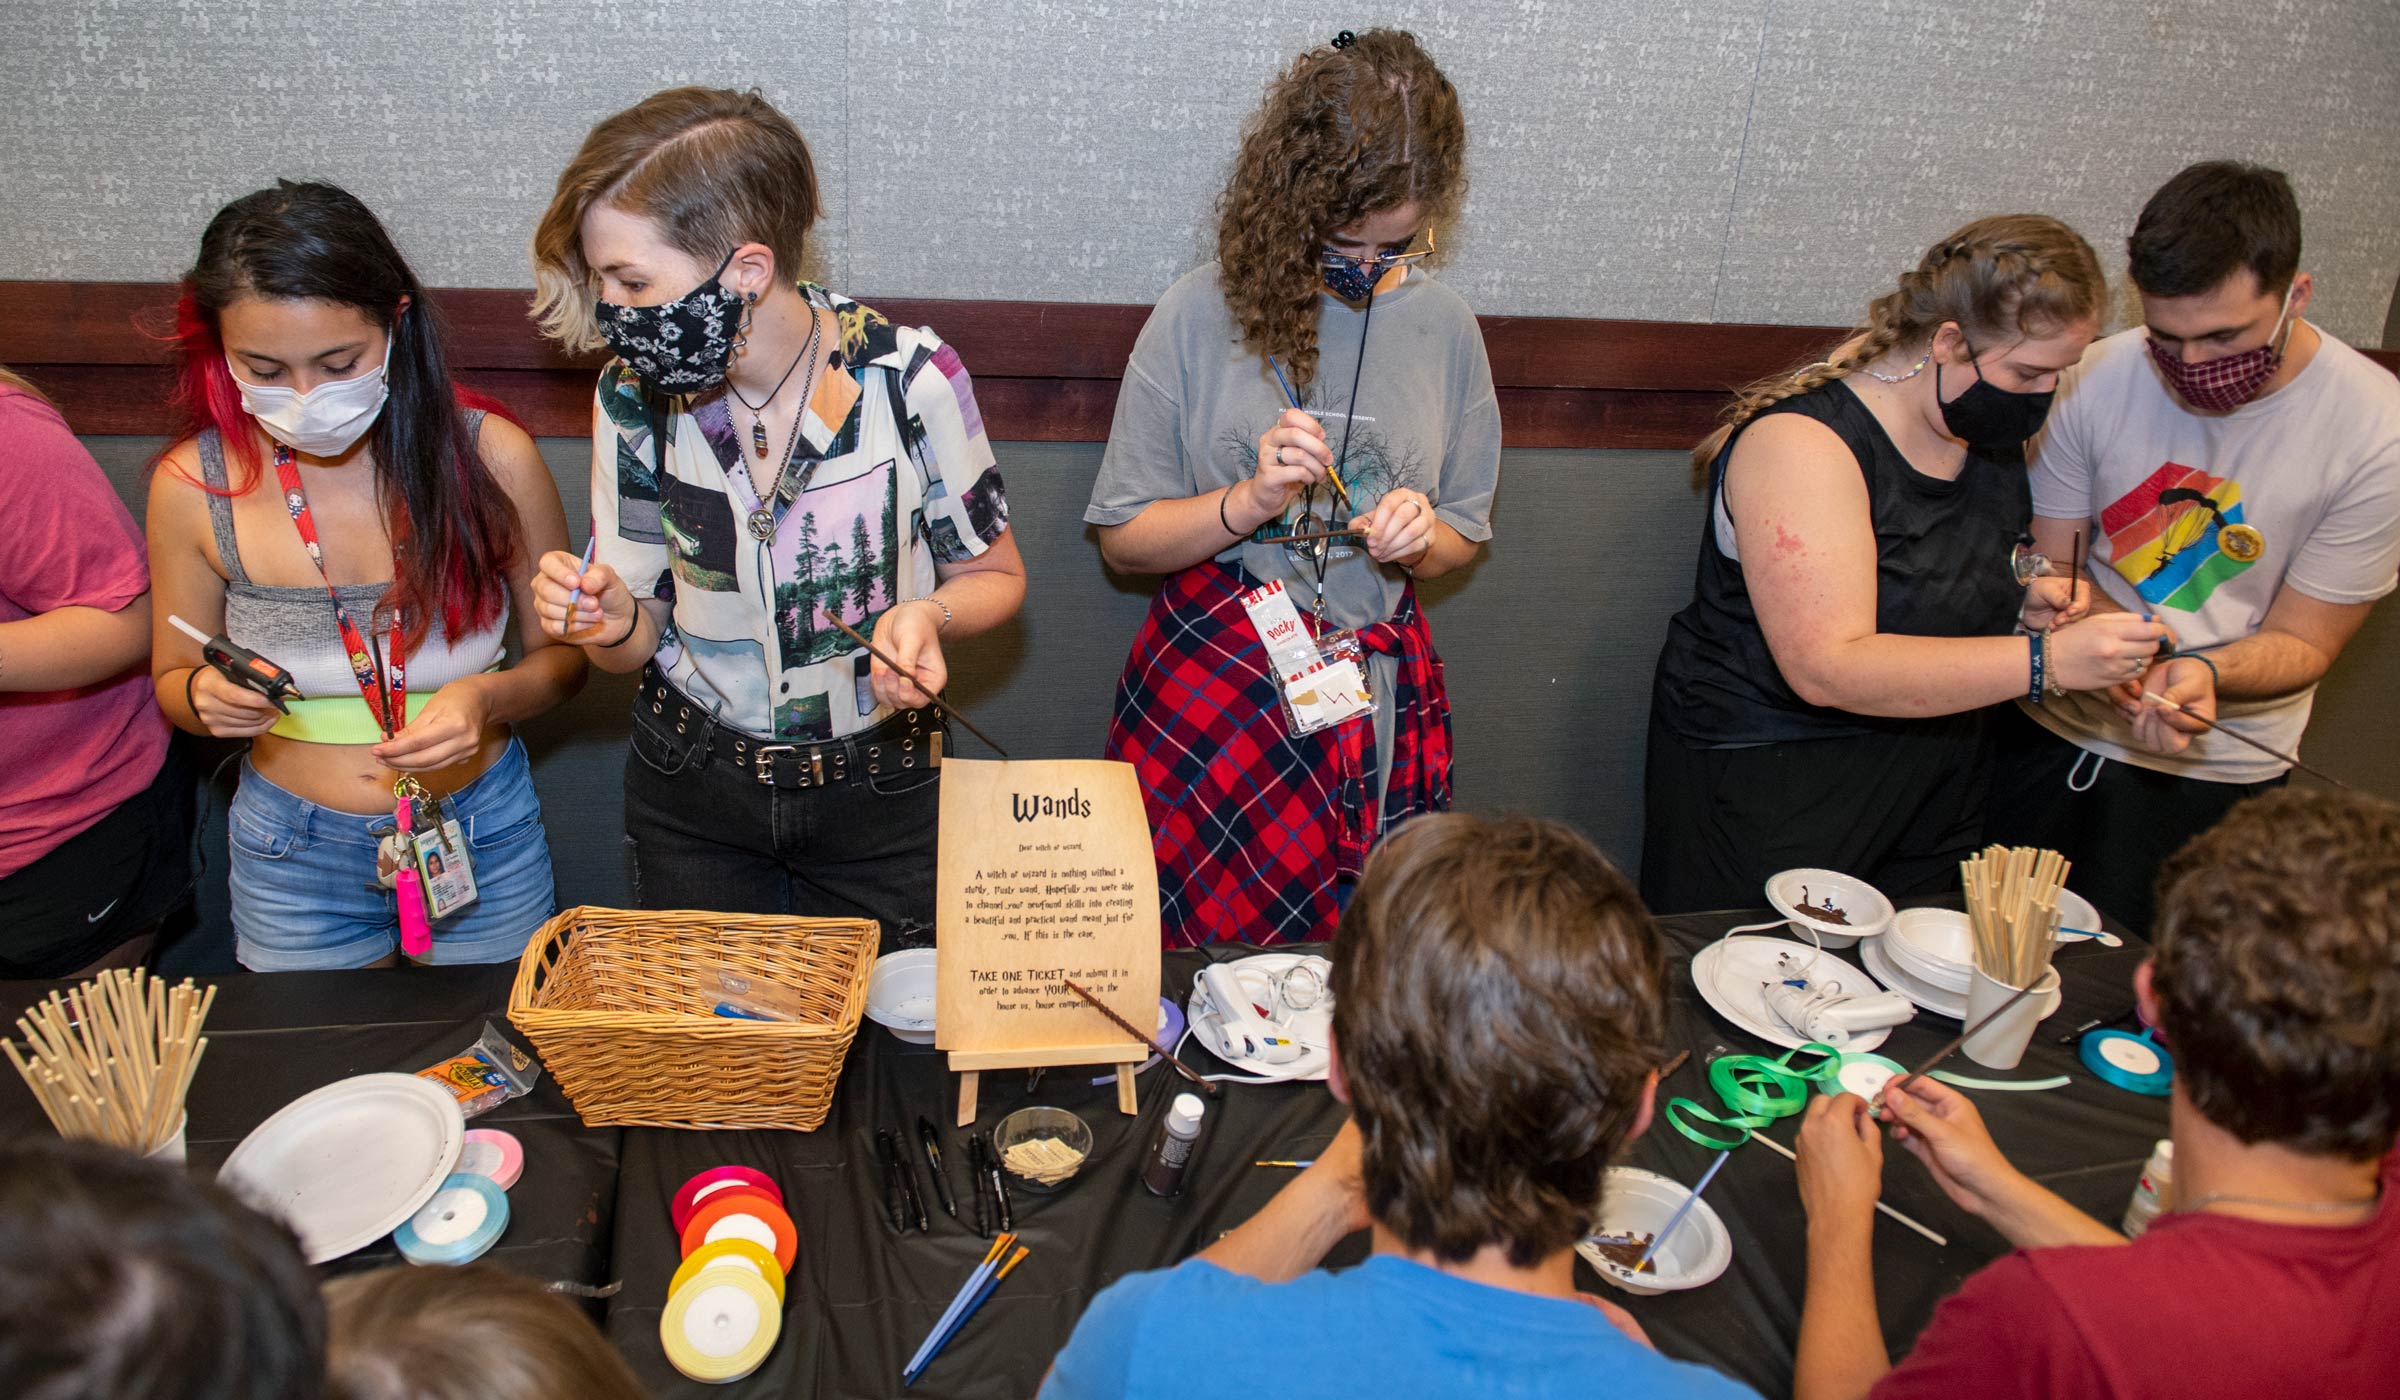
[4,969,215,1155]
[1960,845,2070,991]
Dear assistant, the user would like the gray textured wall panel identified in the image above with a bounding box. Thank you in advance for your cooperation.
[0,0,853,289]
[1714,0,2400,343]
[9,1,2395,338]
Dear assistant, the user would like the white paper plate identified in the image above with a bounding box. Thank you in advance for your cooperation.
[2057,888,2101,937]
[1185,953,1333,1082]
[1690,936,1890,1052]
[1862,936,1968,1020]
[218,1072,466,1263]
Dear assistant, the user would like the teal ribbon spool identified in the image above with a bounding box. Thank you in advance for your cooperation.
[1665,1044,1847,1150]
[2081,1028,2174,1096]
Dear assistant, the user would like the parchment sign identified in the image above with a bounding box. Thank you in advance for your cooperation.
[934,759,1162,1120]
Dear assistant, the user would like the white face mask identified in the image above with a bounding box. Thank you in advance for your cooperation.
[230,344,391,457]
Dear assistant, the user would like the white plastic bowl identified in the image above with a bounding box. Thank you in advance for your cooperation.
[1764,868,1894,951]
[1580,1166,1733,1295]
[1886,909,1976,993]
[863,949,937,1044]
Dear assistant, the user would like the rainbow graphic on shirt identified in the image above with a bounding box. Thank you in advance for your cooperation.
[2099,461,2259,612]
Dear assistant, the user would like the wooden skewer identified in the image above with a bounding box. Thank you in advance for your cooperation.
[2139,691,2351,789]
[821,613,1010,759]
[1747,1132,1949,1246]
[1060,978,1219,1097]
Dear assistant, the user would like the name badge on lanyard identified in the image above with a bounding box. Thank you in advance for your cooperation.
[1238,579,1373,737]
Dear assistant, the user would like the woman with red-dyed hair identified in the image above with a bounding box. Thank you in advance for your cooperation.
[147,181,584,970]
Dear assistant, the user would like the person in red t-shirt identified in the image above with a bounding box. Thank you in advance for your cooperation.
[1790,787,2398,1400]
[0,368,190,976]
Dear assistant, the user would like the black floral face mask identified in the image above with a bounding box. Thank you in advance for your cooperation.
[594,249,744,396]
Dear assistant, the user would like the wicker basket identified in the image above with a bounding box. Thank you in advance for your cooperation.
[507,906,878,1130]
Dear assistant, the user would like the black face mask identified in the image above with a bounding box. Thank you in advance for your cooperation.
[594,249,745,396]
[1937,344,2055,450]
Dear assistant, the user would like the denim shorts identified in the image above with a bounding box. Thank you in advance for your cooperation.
[228,738,556,970]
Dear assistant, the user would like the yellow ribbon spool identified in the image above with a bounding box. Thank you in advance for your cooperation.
[662,1265,782,1384]
[670,1237,788,1305]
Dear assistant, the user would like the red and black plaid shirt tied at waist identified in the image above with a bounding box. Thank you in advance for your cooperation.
[1106,559,1454,948]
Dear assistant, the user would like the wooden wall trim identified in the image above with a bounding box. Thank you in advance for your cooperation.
[6,279,2393,449]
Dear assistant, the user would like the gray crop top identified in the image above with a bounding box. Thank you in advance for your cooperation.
[198,418,509,700]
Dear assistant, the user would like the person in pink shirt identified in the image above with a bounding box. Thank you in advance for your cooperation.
[1790,787,2399,1400]
[0,368,190,975]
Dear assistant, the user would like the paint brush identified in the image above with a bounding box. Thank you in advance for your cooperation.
[1631,1148,1729,1274]
[2139,691,2349,788]
[1061,979,1218,1096]
[564,533,599,613]
[1265,354,1355,513]
[823,613,1010,759]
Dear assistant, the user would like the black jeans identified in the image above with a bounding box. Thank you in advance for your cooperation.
[1982,702,2285,936]
[622,683,942,951]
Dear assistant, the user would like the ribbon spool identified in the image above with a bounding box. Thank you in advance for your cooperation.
[456,1128,523,1191]
[671,1237,788,1305]
[671,1166,783,1234]
[681,1190,799,1274]
[2081,1028,2174,1096]
[1819,1053,1910,1102]
[394,1171,510,1266]
[661,1265,781,1384]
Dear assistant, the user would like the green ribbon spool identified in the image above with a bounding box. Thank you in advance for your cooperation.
[1665,1043,1847,1150]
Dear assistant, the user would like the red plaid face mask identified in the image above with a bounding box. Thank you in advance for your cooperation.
[2147,284,2295,412]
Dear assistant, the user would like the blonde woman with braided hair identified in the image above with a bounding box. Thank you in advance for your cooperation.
[1088,29,1497,947]
[1642,215,2174,914]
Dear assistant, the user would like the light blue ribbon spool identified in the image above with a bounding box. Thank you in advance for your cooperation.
[394,1171,510,1266]
[2081,1028,2174,1096]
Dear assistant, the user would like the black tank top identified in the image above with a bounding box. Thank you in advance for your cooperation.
[1652,380,2031,746]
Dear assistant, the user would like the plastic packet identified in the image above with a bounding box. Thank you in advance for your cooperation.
[417,1021,541,1118]
[703,965,817,1023]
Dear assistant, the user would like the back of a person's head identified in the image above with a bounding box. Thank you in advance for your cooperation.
[324,1263,645,1400]
[1330,813,1669,1267]
[2128,159,2301,298]
[0,1138,324,1400]
[2151,788,2400,1160]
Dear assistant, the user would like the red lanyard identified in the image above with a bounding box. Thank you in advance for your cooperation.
[271,446,406,738]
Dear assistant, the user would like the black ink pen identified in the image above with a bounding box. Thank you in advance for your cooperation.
[982,1129,1012,1233]
[917,1116,958,1219]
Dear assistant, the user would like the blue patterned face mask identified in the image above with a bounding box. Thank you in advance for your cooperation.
[594,249,744,396]
[1320,252,1381,302]
[1318,236,1434,303]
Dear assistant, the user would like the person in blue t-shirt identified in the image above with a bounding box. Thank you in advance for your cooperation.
[1041,813,1758,1400]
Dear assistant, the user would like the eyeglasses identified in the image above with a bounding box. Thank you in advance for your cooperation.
[1319,231,1437,273]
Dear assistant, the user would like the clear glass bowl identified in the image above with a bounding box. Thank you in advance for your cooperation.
[993,1107,1093,1193]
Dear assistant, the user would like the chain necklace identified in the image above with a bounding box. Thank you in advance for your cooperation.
[2179,1190,2380,1217]
[1864,344,1934,383]
[730,308,825,540]
[727,302,823,458]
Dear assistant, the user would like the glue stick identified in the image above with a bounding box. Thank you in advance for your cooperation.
[2122,1139,2174,1238]
[1141,1093,1207,1197]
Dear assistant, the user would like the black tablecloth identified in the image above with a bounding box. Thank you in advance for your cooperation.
[0,908,2170,1398]
[0,965,621,1289]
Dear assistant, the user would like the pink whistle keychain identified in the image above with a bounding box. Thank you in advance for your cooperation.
[396,793,433,958]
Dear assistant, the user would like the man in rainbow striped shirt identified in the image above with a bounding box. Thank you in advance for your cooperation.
[1986,159,2400,933]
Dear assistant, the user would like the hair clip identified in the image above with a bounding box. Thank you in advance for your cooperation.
[1331,30,1356,48]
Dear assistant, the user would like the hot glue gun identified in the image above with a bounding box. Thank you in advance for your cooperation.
[169,614,302,713]
[1197,964,1305,1066]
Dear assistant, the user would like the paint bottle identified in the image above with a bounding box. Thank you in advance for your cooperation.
[1141,1092,1207,1197]
[2121,1139,2174,1238]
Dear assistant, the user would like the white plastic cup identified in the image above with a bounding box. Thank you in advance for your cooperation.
[145,1110,188,1163]
[1962,965,2064,1070]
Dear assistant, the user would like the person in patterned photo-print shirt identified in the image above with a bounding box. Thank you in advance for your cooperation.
[531,87,1025,947]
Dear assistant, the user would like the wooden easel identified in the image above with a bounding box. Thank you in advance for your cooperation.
[949,1043,1145,1127]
